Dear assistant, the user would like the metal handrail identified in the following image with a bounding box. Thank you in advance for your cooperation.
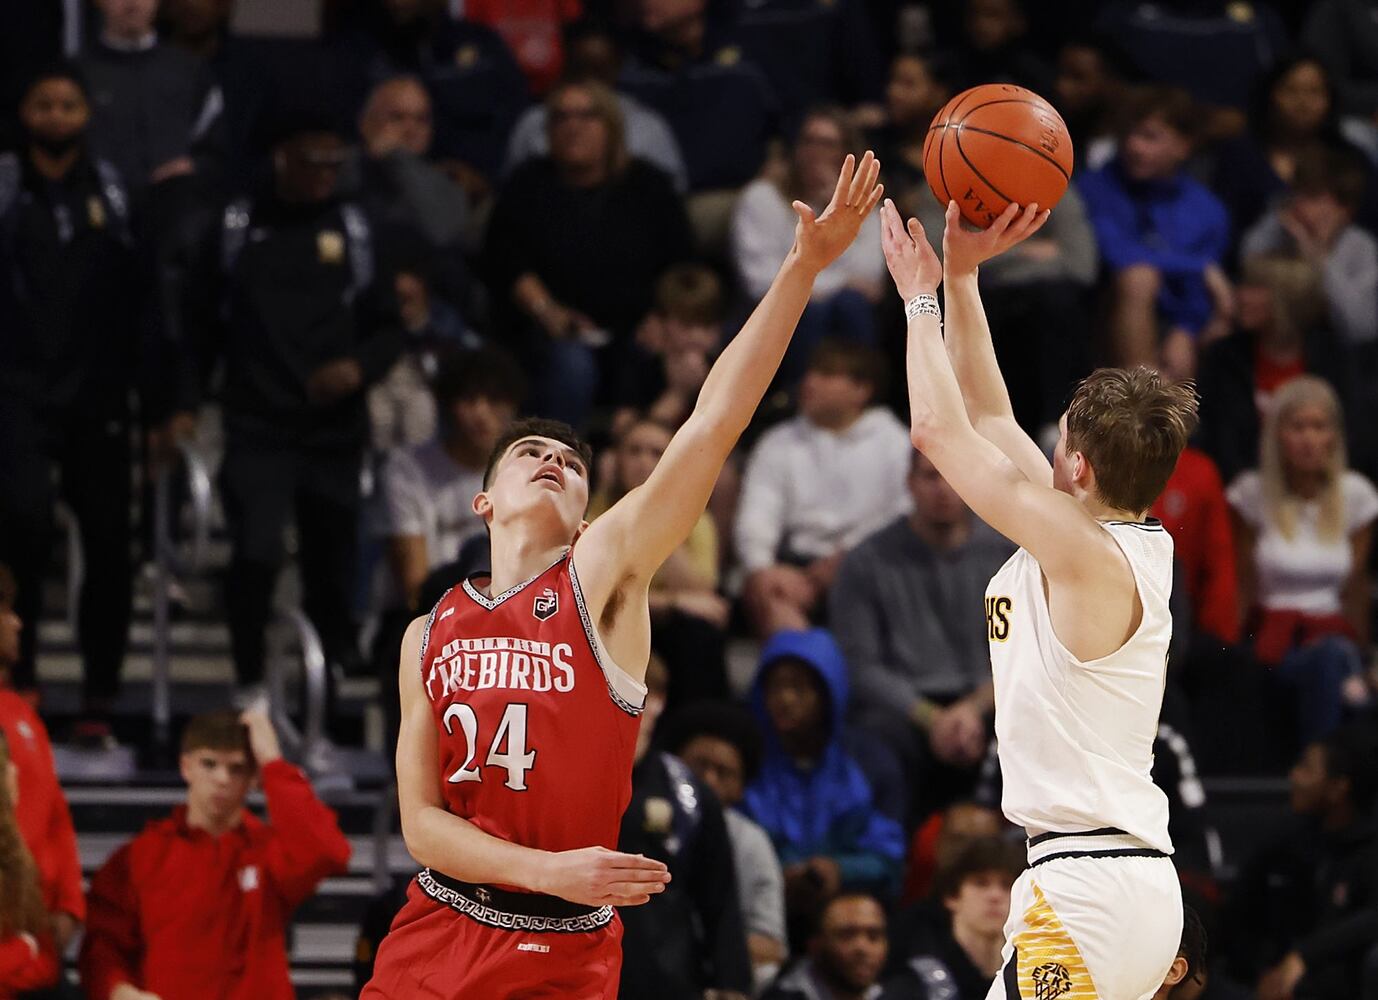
[268,606,329,772]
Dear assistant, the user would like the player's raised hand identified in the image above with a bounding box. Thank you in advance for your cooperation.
[536,846,671,907]
[791,150,884,274]
[880,198,942,301]
[942,199,1051,276]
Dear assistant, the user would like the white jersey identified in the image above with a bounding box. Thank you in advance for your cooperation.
[985,518,1174,853]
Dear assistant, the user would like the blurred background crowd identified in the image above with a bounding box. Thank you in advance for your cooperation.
[0,0,1377,998]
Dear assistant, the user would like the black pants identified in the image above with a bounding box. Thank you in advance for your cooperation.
[220,439,362,686]
[0,397,133,705]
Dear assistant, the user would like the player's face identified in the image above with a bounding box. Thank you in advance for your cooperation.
[678,735,746,806]
[451,396,516,457]
[478,436,590,538]
[945,870,1013,938]
[1272,61,1330,137]
[1278,403,1337,476]
[814,897,887,992]
[909,453,967,528]
[1120,115,1190,182]
[763,659,826,740]
[181,748,254,823]
[614,422,672,493]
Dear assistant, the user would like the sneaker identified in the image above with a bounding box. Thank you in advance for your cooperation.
[69,718,119,752]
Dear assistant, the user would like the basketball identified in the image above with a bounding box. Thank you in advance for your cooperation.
[923,83,1074,228]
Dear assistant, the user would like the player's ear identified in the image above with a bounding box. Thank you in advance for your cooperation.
[472,490,492,520]
[1162,955,1188,987]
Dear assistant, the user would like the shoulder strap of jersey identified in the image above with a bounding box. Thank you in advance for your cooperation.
[417,585,456,684]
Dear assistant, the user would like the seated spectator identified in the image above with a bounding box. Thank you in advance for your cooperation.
[1240,145,1378,347]
[732,108,886,383]
[1212,56,1378,252]
[1196,253,1358,485]
[0,730,59,997]
[743,630,906,946]
[867,52,955,216]
[885,837,1024,998]
[830,452,1014,822]
[1151,447,1240,646]
[504,20,688,192]
[1228,376,1377,744]
[465,0,581,95]
[619,657,752,1000]
[1079,86,1231,379]
[1054,34,1130,172]
[737,341,911,637]
[485,78,692,428]
[899,800,1007,906]
[590,418,729,707]
[1094,0,1289,139]
[79,710,351,1000]
[1223,723,1378,999]
[951,0,1054,95]
[664,701,789,991]
[1305,0,1378,119]
[0,567,83,960]
[618,0,778,193]
[760,892,889,1000]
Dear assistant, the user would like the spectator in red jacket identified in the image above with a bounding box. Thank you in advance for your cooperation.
[0,729,60,998]
[79,710,352,1000]
[1152,447,1241,645]
[0,565,84,951]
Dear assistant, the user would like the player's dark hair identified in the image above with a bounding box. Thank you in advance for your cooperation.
[1121,85,1198,143]
[483,418,594,490]
[1318,723,1378,812]
[807,339,888,402]
[1176,905,1207,989]
[933,835,1025,902]
[180,710,253,760]
[661,700,763,783]
[1293,143,1367,212]
[1064,367,1199,514]
[433,347,528,411]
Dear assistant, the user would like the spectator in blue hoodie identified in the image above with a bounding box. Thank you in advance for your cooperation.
[1079,85,1232,380]
[743,628,906,949]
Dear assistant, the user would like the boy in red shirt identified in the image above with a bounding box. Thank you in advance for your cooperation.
[79,710,351,1000]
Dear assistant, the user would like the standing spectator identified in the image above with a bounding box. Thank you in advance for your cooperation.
[664,701,789,992]
[619,658,752,1000]
[0,65,148,741]
[504,20,688,191]
[1240,145,1378,347]
[737,341,911,637]
[1196,253,1359,485]
[465,0,581,96]
[589,419,729,707]
[79,710,352,1000]
[1079,86,1231,379]
[1224,723,1378,999]
[951,0,1054,95]
[830,452,1014,822]
[0,567,84,962]
[885,838,1024,999]
[183,113,404,702]
[1054,35,1129,172]
[0,730,59,998]
[1305,0,1378,118]
[485,79,691,427]
[744,630,906,946]
[732,108,886,383]
[79,0,225,212]
[1228,376,1377,744]
[761,893,890,1000]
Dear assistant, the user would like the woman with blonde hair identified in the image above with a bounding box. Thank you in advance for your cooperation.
[1227,375,1377,742]
[0,730,59,996]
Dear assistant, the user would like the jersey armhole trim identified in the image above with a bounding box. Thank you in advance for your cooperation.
[566,558,647,717]
[1037,526,1157,671]
[417,586,455,687]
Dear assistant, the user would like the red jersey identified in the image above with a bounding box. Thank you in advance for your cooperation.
[420,550,644,865]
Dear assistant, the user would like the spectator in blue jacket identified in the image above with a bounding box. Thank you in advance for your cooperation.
[1079,86,1232,379]
[743,628,906,948]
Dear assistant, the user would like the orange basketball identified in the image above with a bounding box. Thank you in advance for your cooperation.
[923,83,1074,228]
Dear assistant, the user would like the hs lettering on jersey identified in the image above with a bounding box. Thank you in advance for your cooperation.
[986,596,1013,642]
[425,636,575,701]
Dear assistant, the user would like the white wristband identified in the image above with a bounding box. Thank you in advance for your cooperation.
[905,293,941,323]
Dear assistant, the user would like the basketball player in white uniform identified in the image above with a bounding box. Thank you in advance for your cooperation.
[880,196,1198,1000]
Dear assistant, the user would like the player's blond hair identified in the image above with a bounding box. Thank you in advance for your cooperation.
[1064,367,1198,514]
[1259,375,1347,541]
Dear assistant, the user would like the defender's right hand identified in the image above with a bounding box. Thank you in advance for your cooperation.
[536,847,671,907]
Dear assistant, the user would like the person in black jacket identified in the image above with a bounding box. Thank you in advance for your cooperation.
[618,657,752,1000]
[0,64,154,743]
[183,109,404,704]
[763,892,890,1000]
[1224,723,1378,999]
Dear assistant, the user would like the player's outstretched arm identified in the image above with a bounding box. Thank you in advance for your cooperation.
[881,201,1099,578]
[579,152,884,588]
[941,200,1054,486]
[394,618,670,905]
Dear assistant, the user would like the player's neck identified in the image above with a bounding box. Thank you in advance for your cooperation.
[1080,493,1142,524]
[486,531,570,596]
[952,920,1004,976]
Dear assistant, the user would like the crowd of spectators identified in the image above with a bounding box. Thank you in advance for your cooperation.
[2,0,1378,998]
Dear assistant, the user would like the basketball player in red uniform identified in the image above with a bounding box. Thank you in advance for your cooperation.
[362,153,885,999]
